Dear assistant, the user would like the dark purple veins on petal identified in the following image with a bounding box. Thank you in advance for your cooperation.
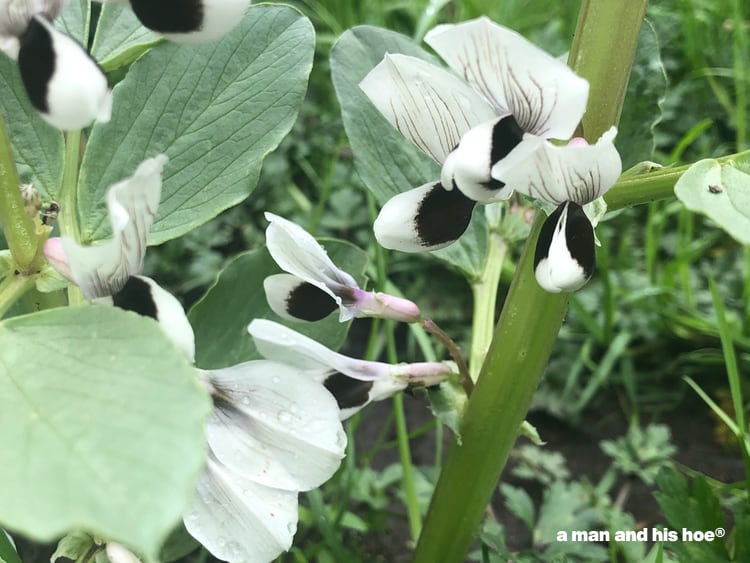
[415,183,476,247]
[564,201,595,277]
[286,281,338,321]
[130,0,204,33]
[323,372,373,410]
[18,18,54,113]
[112,276,158,319]
[485,116,525,191]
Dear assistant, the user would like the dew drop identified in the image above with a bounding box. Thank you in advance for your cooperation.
[277,410,293,424]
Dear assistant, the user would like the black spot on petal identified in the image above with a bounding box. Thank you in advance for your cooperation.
[112,276,158,319]
[130,0,204,34]
[415,183,476,247]
[534,203,565,268]
[18,17,55,113]
[286,282,338,321]
[490,116,524,165]
[323,372,373,410]
[564,202,595,277]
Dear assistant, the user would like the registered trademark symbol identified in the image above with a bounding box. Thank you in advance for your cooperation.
[715,527,726,537]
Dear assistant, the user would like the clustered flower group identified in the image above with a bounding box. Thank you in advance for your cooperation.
[3,3,623,562]
[360,17,622,292]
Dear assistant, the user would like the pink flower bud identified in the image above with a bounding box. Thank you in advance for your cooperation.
[350,288,421,323]
[567,137,589,147]
[43,237,74,282]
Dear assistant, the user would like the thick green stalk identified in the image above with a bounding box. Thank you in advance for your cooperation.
[412,2,648,561]
[0,114,39,271]
[0,273,36,318]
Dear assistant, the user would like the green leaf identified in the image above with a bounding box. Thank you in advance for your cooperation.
[77,5,315,245]
[674,159,750,244]
[51,531,94,563]
[535,481,606,560]
[0,59,64,202]
[0,307,211,558]
[426,381,467,443]
[499,484,535,532]
[189,240,368,369]
[57,0,90,44]
[655,468,730,562]
[0,531,21,563]
[330,25,488,278]
[90,4,161,72]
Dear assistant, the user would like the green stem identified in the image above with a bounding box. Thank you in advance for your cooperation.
[709,278,750,492]
[0,113,39,271]
[604,150,750,211]
[469,230,506,381]
[731,0,747,150]
[0,273,35,318]
[413,2,648,561]
[59,130,82,240]
[368,194,422,542]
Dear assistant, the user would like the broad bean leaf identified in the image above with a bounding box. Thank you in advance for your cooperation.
[330,25,488,279]
[57,0,89,43]
[189,240,368,369]
[77,5,315,245]
[674,158,750,244]
[0,306,211,558]
[90,4,161,72]
[0,59,63,201]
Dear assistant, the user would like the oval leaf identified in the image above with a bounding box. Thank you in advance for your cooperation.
[674,158,750,244]
[0,306,211,557]
[77,5,315,245]
[189,240,368,369]
[0,58,63,201]
[330,25,487,279]
[90,4,161,72]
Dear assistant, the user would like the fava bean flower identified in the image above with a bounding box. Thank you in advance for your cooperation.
[360,17,621,292]
[264,212,420,323]
[44,156,347,563]
[44,154,195,359]
[248,319,454,419]
[0,0,111,130]
[95,0,249,44]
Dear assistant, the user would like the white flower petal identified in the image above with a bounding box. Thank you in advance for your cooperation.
[0,0,68,39]
[263,273,339,323]
[265,212,358,297]
[425,17,589,139]
[441,116,523,202]
[491,127,621,205]
[184,457,297,563]
[18,16,111,130]
[62,155,166,299]
[359,53,496,164]
[128,0,248,44]
[96,275,195,362]
[205,360,346,491]
[373,181,476,252]
[533,201,595,293]
[317,371,405,421]
[247,319,389,381]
